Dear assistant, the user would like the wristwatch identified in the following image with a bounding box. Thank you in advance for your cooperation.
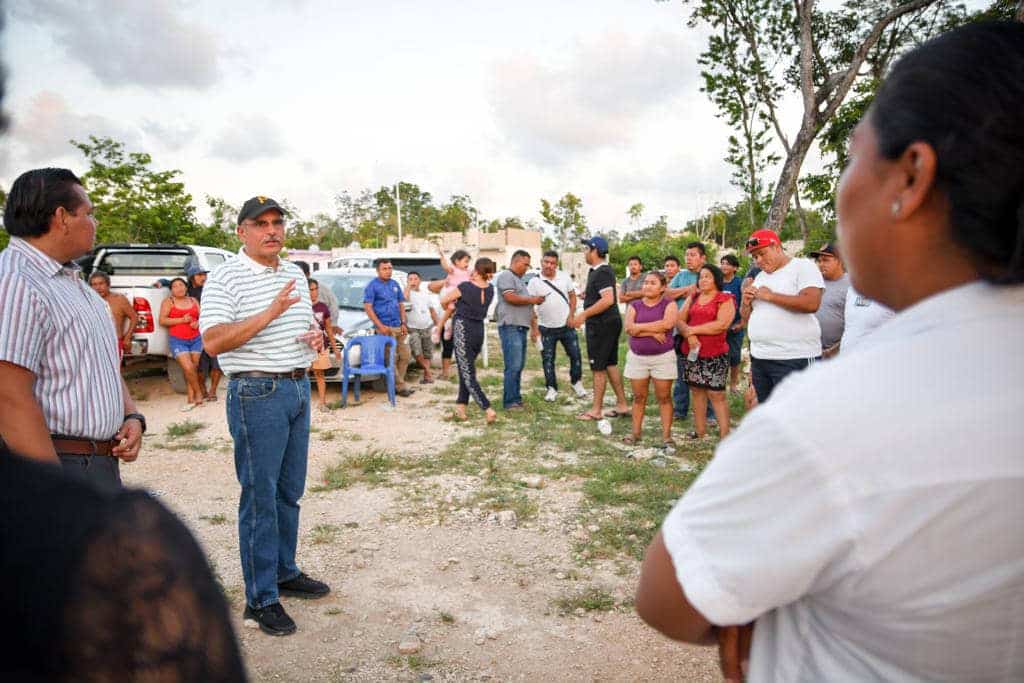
[124,412,147,434]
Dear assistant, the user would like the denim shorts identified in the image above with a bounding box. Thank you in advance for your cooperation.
[169,334,203,358]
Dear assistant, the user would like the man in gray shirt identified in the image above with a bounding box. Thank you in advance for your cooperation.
[810,242,850,358]
[620,255,645,303]
[495,250,544,410]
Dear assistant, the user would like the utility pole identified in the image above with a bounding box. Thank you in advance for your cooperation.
[395,182,402,245]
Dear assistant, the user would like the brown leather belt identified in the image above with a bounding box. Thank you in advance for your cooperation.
[230,369,308,380]
[51,435,118,457]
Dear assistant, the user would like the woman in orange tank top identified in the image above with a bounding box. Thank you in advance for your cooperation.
[159,278,205,411]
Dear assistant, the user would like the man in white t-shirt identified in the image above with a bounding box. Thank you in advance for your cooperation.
[404,271,439,384]
[529,250,587,401]
[739,229,824,403]
[840,286,895,354]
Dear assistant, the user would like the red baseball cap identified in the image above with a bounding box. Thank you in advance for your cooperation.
[745,229,781,253]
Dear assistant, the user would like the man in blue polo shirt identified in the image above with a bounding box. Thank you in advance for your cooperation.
[363,259,414,397]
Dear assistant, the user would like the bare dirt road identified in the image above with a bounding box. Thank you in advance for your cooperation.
[123,368,721,682]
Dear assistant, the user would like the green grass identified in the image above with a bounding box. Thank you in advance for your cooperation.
[310,523,341,544]
[386,654,438,672]
[166,419,204,438]
[553,586,617,613]
[439,611,455,624]
[199,513,228,525]
[312,449,397,491]
[319,430,336,441]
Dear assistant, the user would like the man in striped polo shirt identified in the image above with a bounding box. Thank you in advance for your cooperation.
[199,195,329,637]
[0,168,146,492]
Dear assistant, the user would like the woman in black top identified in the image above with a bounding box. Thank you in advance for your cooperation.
[441,257,497,423]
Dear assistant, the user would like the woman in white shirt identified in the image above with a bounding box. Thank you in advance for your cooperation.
[636,21,1024,682]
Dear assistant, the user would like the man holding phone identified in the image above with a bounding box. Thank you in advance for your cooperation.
[495,250,544,410]
[529,250,586,402]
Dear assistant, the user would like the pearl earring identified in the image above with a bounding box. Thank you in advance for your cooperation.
[891,199,902,216]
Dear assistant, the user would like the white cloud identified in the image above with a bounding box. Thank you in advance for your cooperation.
[142,119,201,151]
[208,114,286,163]
[5,91,140,171]
[489,30,699,166]
[10,0,221,89]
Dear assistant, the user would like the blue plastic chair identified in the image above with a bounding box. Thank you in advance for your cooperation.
[341,335,397,407]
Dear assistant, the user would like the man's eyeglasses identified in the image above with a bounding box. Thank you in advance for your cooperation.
[246,218,286,229]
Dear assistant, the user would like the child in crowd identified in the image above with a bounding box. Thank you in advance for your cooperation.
[431,246,472,344]
[309,279,342,412]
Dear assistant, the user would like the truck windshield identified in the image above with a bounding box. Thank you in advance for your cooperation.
[98,251,192,276]
[316,273,376,310]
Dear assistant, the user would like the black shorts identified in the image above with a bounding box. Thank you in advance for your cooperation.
[441,335,454,360]
[198,349,220,373]
[585,318,622,371]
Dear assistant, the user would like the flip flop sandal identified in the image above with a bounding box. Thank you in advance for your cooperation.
[576,412,601,421]
[603,409,630,418]
[622,435,639,446]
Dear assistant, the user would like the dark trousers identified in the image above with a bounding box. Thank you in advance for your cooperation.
[673,353,690,418]
[454,317,490,410]
[751,357,816,403]
[58,454,121,494]
[539,325,582,390]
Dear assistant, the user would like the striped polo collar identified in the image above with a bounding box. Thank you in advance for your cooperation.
[237,246,280,274]
[9,237,80,277]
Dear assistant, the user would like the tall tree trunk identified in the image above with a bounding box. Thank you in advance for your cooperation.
[765,124,817,232]
[1016,1,1023,21]
[763,0,938,231]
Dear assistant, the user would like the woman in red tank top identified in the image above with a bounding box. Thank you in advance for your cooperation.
[159,278,205,411]
[678,264,736,439]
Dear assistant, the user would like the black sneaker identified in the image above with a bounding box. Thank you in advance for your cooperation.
[243,602,296,636]
[278,572,330,599]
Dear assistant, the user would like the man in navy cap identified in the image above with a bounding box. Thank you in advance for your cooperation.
[200,195,329,637]
[573,236,630,422]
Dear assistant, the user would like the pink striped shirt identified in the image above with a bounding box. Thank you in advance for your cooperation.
[0,237,124,439]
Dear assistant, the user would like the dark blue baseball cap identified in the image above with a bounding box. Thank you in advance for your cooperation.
[580,236,609,255]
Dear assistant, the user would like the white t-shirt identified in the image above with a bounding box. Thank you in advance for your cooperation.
[527,270,573,329]
[748,257,824,359]
[405,288,435,330]
[841,286,896,354]
[662,281,1024,682]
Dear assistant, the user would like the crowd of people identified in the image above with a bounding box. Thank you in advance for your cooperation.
[0,20,1020,682]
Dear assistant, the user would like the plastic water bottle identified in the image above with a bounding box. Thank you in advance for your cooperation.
[597,418,612,436]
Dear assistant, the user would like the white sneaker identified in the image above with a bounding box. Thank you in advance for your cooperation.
[572,381,587,399]
[544,387,558,402]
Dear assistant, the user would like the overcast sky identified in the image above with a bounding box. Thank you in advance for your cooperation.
[0,0,907,232]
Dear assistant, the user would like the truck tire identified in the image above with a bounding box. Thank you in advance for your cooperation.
[166,358,187,395]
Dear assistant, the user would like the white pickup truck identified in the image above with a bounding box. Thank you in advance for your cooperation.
[79,243,235,393]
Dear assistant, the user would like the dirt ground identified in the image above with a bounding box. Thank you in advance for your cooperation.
[123,368,721,682]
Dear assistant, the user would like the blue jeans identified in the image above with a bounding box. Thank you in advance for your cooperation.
[539,325,582,390]
[227,375,311,609]
[673,352,690,418]
[751,357,816,403]
[499,324,528,407]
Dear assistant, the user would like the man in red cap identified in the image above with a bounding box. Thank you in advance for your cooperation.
[739,229,824,402]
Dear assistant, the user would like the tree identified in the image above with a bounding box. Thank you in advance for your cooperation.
[539,193,587,250]
[685,0,968,235]
[72,136,203,244]
[627,203,645,232]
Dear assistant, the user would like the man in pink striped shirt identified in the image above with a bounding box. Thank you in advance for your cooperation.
[0,168,145,492]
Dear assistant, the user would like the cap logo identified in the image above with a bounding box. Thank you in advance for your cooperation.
[257,196,267,204]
